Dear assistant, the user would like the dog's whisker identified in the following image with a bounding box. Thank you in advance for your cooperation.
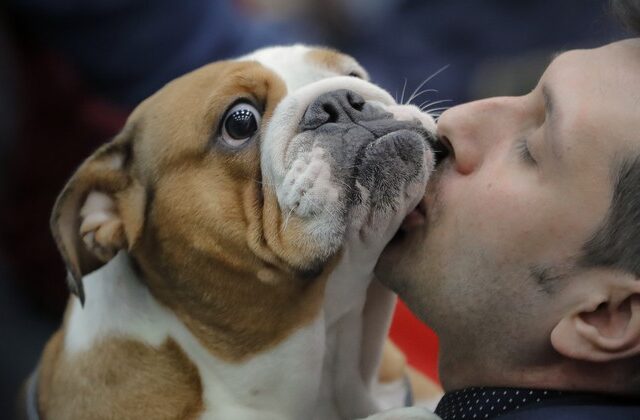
[333,178,352,190]
[399,77,408,105]
[418,98,452,109]
[423,106,451,114]
[404,64,450,105]
[433,111,448,121]
[423,107,451,114]
[406,88,439,105]
[248,176,282,191]
[281,206,296,233]
[422,104,452,111]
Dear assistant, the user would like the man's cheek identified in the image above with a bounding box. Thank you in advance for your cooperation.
[454,181,547,252]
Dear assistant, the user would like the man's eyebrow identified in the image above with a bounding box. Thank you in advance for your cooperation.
[542,84,563,160]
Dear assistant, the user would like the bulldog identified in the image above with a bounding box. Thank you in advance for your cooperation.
[31,45,438,420]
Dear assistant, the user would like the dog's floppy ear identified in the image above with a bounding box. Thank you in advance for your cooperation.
[51,125,146,304]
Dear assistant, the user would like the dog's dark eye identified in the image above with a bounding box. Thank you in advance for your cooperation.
[221,102,261,147]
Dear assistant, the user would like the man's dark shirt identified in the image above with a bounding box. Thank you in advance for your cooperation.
[435,387,640,419]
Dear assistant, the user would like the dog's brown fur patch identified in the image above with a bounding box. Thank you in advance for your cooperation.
[42,57,351,418]
[120,60,337,360]
[49,59,337,361]
[39,333,204,420]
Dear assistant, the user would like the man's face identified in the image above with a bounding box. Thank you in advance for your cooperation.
[378,39,640,386]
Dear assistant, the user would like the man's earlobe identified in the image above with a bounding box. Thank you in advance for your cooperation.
[50,127,145,304]
[551,279,640,362]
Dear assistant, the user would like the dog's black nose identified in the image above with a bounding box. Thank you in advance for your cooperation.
[299,88,430,148]
[300,89,367,130]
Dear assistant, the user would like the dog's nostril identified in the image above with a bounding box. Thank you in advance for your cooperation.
[301,90,370,130]
[347,91,365,111]
[322,103,340,123]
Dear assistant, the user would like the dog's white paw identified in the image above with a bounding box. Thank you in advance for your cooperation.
[358,407,441,420]
[280,147,340,218]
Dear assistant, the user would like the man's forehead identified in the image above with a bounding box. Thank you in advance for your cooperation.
[545,39,640,82]
[540,41,640,152]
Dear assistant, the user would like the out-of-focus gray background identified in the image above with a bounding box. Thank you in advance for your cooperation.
[0,0,625,415]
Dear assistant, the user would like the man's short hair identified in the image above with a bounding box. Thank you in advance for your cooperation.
[580,158,640,278]
[611,0,640,34]
[578,2,640,277]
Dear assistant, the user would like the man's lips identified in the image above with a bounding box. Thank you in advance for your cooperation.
[400,198,427,231]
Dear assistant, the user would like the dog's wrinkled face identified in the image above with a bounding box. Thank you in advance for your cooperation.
[51,45,434,358]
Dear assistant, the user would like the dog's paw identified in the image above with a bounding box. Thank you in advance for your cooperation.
[280,147,340,219]
[357,407,441,420]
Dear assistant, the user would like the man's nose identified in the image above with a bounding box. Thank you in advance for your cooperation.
[437,96,517,175]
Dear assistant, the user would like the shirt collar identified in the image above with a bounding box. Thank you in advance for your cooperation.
[435,387,570,419]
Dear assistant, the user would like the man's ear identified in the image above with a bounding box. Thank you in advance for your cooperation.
[50,126,146,304]
[551,273,640,362]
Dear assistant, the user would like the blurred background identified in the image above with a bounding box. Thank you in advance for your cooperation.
[0,0,626,414]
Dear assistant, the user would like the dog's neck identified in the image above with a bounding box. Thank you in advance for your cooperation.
[61,251,329,419]
[65,251,169,353]
[66,251,331,361]
[323,245,379,325]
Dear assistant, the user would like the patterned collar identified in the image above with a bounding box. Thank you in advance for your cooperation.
[434,387,569,419]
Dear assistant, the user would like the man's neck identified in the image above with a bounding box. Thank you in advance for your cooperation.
[439,351,631,395]
[440,349,640,395]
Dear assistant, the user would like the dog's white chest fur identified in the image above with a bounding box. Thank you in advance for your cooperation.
[64,252,386,420]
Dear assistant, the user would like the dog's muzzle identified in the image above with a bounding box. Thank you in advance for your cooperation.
[292,89,431,207]
[263,85,434,266]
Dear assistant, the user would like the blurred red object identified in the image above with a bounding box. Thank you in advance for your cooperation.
[390,300,440,382]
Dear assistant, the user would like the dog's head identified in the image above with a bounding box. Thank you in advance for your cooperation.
[51,45,434,355]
